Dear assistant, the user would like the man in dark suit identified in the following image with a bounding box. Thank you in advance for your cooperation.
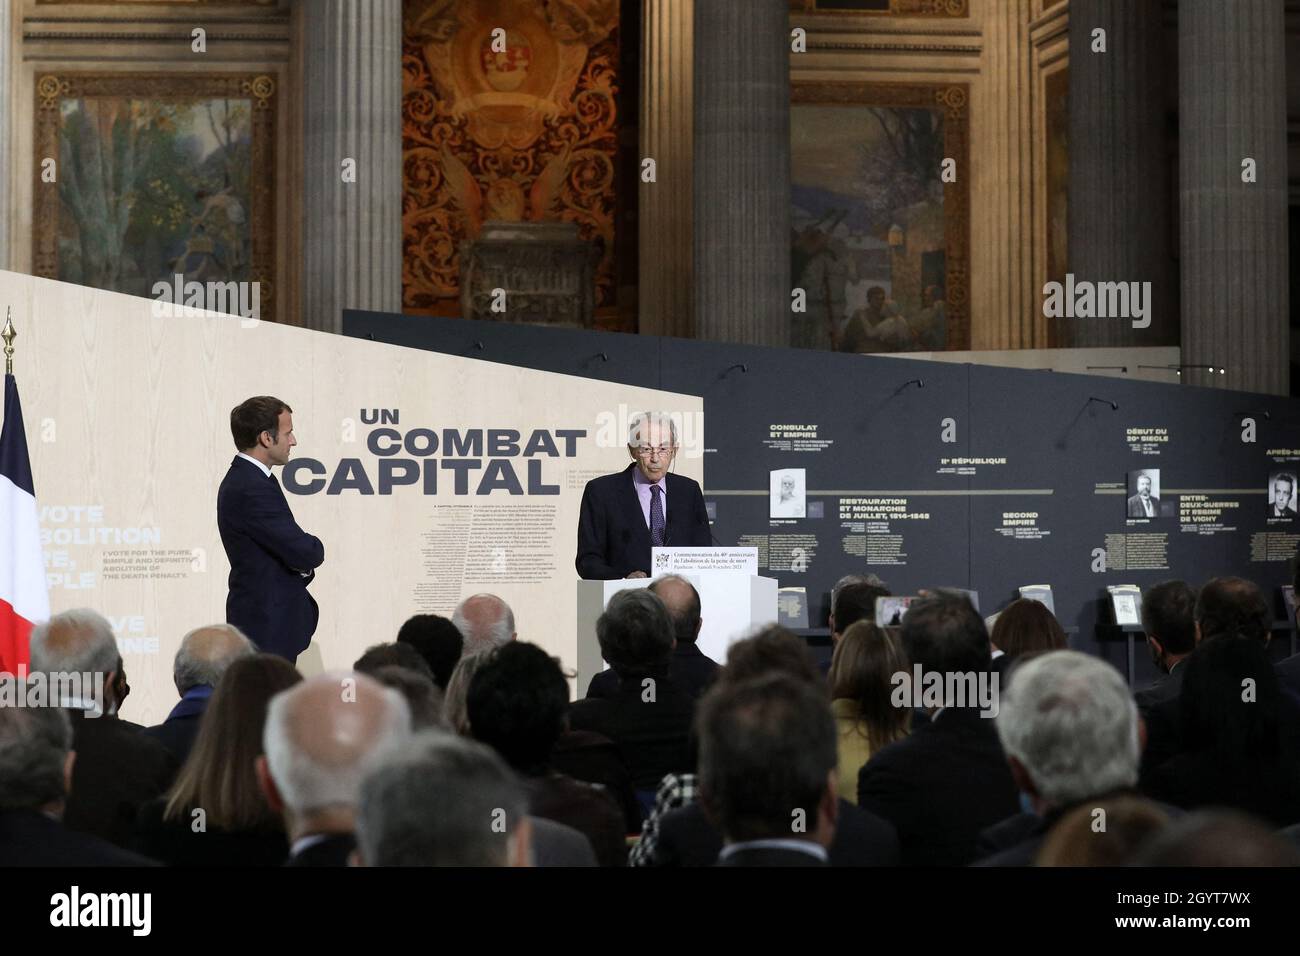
[1270,474,1298,517]
[975,650,1143,866]
[217,396,324,662]
[259,672,412,867]
[698,674,839,867]
[857,592,1019,866]
[585,574,720,700]
[0,685,157,866]
[144,623,254,764]
[28,609,177,849]
[569,589,697,792]
[576,411,711,579]
[1134,580,1196,716]
[1127,472,1160,518]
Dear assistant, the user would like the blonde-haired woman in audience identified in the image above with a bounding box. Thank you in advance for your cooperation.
[827,621,911,804]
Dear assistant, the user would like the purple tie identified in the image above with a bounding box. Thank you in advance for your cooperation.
[650,485,665,547]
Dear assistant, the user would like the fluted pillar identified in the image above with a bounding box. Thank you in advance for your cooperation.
[639,0,694,339]
[1062,0,1175,348]
[0,0,11,271]
[301,0,402,332]
[692,0,790,347]
[1178,0,1289,394]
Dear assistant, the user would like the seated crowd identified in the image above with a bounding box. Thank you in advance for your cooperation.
[3,568,1300,868]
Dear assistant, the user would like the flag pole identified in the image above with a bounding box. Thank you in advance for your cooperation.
[2,307,14,375]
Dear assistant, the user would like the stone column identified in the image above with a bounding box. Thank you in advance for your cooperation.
[0,0,11,271]
[301,0,402,333]
[1062,0,1175,348]
[692,0,790,347]
[639,0,694,339]
[1178,0,1289,394]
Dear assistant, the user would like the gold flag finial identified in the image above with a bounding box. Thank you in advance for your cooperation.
[1,308,15,376]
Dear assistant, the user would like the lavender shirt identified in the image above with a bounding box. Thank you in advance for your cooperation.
[632,468,667,529]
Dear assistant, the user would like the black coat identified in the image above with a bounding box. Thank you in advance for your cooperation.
[217,456,324,660]
[585,642,721,701]
[568,676,697,791]
[0,809,158,866]
[575,464,711,579]
[857,706,1019,866]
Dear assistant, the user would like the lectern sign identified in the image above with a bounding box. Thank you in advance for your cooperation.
[652,547,758,575]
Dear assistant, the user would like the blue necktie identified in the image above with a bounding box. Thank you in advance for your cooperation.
[650,485,665,547]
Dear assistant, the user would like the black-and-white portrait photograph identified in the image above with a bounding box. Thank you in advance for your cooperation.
[1269,471,1298,518]
[770,468,807,518]
[1126,468,1162,519]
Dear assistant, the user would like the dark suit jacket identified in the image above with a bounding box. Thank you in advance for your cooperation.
[585,642,721,701]
[1127,494,1160,517]
[285,832,357,867]
[63,710,177,849]
[217,455,324,660]
[568,675,697,791]
[1134,661,1185,717]
[133,797,290,867]
[529,816,597,867]
[655,798,899,867]
[576,464,711,579]
[142,688,211,766]
[0,809,158,866]
[717,845,828,867]
[857,706,1019,866]
[526,773,628,867]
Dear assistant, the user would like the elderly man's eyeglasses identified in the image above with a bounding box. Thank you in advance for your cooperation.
[633,445,674,459]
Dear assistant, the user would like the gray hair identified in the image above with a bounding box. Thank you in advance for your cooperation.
[28,608,120,678]
[0,687,73,811]
[996,651,1139,808]
[442,652,491,735]
[356,731,526,866]
[626,411,678,448]
[173,624,255,694]
[452,594,516,657]
[263,672,412,815]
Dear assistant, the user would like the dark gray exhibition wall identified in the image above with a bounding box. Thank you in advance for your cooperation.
[344,309,1300,685]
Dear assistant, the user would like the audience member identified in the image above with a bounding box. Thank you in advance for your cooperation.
[355,732,531,866]
[977,651,1143,865]
[443,651,491,735]
[1034,797,1170,866]
[830,580,890,643]
[857,592,1019,866]
[452,593,516,657]
[1134,580,1197,715]
[144,623,254,764]
[569,589,696,795]
[1143,635,1300,826]
[988,598,1067,671]
[133,655,301,865]
[396,614,464,689]
[1131,810,1300,866]
[258,672,411,866]
[0,684,155,866]
[640,626,899,867]
[369,665,445,730]
[352,642,435,682]
[827,621,910,804]
[696,674,838,866]
[586,575,720,700]
[29,609,176,848]
[468,642,627,865]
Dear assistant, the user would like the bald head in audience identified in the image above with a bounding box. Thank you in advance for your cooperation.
[173,624,255,696]
[648,575,702,646]
[453,594,516,656]
[258,672,411,845]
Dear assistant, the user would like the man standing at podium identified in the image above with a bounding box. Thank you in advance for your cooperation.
[576,411,711,579]
[217,396,325,662]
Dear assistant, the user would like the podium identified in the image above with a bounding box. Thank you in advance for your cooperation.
[575,561,779,695]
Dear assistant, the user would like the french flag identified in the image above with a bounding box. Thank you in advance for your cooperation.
[0,372,49,674]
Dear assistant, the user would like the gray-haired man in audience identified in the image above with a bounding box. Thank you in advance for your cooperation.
[452,593,516,657]
[145,623,255,763]
[258,672,412,866]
